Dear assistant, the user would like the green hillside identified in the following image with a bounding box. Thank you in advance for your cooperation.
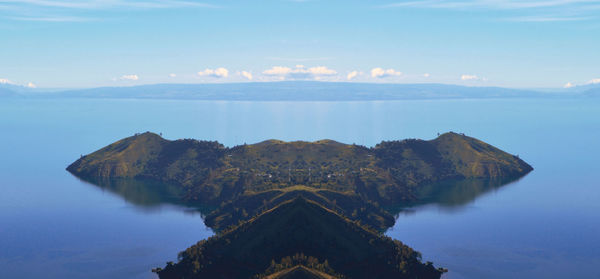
[68,132,531,278]
[155,197,444,279]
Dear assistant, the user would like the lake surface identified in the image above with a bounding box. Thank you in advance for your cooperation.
[1,98,599,278]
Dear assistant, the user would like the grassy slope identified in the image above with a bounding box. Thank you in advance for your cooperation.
[67,132,167,177]
[433,132,532,177]
[68,132,226,202]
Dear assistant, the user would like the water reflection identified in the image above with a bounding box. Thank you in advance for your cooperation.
[392,176,524,216]
[77,174,526,225]
[75,177,213,215]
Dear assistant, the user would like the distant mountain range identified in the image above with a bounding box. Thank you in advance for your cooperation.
[577,84,600,97]
[0,83,33,97]
[2,81,599,101]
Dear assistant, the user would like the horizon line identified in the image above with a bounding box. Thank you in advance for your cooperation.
[1,80,580,92]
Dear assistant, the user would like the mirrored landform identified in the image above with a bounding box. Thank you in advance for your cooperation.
[67,132,532,279]
[389,176,527,216]
[74,177,214,215]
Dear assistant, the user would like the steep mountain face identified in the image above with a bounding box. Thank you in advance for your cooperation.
[155,197,444,279]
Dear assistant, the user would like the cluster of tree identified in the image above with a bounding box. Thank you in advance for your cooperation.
[203,187,395,232]
[154,197,445,279]
[253,253,343,279]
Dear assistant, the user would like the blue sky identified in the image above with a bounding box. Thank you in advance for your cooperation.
[0,0,599,89]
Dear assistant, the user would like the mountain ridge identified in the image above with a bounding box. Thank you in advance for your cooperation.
[2,81,582,101]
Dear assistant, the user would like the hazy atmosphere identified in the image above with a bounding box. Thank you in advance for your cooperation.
[1,1,599,279]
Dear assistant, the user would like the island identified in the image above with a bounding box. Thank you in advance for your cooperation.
[67,132,532,278]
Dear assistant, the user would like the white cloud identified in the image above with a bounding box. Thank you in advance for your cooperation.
[0,78,14,84]
[309,66,337,76]
[120,74,139,81]
[423,73,431,78]
[461,74,480,81]
[263,66,292,76]
[169,73,176,78]
[1,79,36,88]
[241,71,253,80]
[587,78,600,84]
[347,71,359,80]
[198,68,229,78]
[262,65,338,80]
[370,68,402,78]
[562,78,600,88]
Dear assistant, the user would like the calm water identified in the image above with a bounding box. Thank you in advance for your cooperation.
[1,98,599,278]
